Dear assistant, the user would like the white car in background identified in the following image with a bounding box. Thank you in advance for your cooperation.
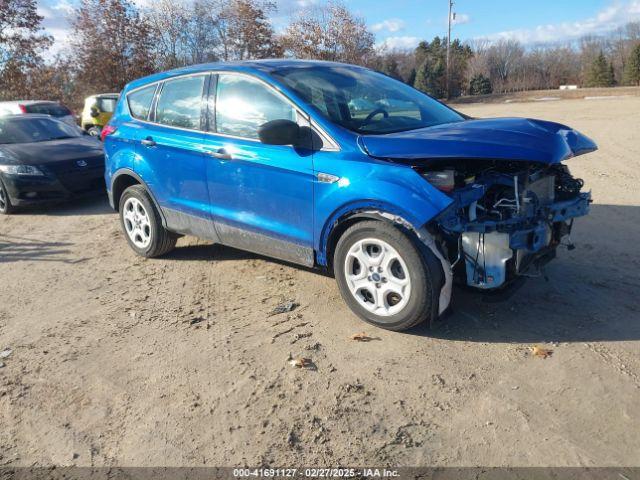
[0,101,78,129]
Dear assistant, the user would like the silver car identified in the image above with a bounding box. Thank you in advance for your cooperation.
[0,100,78,129]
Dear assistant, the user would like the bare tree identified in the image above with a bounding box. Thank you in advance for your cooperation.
[146,0,280,66]
[281,1,375,65]
[185,0,222,64]
[485,39,524,93]
[70,0,156,95]
[0,0,52,99]
[226,0,282,60]
[146,0,189,69]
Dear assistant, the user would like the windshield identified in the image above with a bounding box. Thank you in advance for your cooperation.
[0,117,82,144]
[97,97,118,113]
[271,65,464,135]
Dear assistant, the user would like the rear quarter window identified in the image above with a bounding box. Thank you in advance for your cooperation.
[127,85,156,120]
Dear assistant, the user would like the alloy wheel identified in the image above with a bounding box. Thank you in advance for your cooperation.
[343,238,411,317]
[123,197,152,249]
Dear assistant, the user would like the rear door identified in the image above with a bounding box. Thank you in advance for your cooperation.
[134,74,213,234]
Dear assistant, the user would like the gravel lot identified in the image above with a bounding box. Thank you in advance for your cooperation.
[1,97,639,468]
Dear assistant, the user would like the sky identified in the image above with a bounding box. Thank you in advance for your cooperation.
[38,0,640,58]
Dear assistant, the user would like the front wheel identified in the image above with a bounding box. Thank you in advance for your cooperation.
[119,185,177,257]
[0,178,15,215]
[334,220,441,331]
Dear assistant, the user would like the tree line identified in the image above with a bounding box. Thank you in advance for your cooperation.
[2,0,640,109]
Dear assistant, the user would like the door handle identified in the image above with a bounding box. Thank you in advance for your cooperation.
[209,148,233,160]
[141,137,156,147]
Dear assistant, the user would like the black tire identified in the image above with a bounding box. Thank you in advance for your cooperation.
[87,126,102,137]
[0,177,15,215]
[119,184,177,258]
[333,220,442,331]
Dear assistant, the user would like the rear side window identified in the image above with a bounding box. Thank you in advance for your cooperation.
[127,85,156,120]
[24,103,71,117]
[155,75,206,130]
[97,97,118,113]
[216,74,296,139]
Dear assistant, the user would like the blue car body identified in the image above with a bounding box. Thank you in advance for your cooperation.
[104,60,595,312]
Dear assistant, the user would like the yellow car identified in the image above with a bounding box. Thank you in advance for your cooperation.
[81,93,119,137]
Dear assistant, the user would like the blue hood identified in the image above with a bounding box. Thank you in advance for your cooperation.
[359,117,597,164]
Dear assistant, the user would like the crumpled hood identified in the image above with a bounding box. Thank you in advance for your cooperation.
[359,117,597,164]
[0,137,103,165]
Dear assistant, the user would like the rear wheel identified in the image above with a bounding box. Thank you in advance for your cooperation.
[87,126,102,137]
[119,185,177,257]
[334,220,441,331]
[0,178,15,215]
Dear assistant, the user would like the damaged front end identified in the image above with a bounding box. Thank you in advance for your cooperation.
[420,160,590,290]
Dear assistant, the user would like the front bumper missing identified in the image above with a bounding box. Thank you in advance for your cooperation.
[439,192,591,290]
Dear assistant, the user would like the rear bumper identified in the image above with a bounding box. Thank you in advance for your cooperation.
[1,170,105,206]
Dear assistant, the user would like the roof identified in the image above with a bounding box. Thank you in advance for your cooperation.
[0,100,60,105]
[179,59,361,72]
[126,59,366,91]
[0,114,58,120]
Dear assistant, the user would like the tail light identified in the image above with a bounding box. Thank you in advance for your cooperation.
[100,124,117,142]
[18,104,27,113]
[421,170,455,193]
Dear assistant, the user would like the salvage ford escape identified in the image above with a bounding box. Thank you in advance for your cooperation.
[104,60,596,331]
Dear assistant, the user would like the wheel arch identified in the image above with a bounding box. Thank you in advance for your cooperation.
[110,169,167,227]
[319,201,432,269]
[320,203,453,317]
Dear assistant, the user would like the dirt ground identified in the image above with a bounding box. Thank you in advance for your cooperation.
[1,97,639,469]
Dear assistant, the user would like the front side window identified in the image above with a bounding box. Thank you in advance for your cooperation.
[156,76,206,130]
[127,85,156,120]
[215,74,296,139]
[272,66,464,135]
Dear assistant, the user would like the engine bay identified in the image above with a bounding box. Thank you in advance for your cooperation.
[419,160,591,290]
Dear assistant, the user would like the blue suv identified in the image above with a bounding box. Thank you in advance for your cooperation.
[104,60,596,331]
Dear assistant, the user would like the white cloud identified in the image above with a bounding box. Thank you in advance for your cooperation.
[52,0,75,15]
[45,27,73,58]
[376,36,420,51]
[485,0,640,44]
[371,18,405,33]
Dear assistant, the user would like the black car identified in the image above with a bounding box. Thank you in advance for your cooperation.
[0,115,105,214]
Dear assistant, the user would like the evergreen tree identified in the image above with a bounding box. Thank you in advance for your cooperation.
[414,58,446,98]
[624,43,640,86]
[413,37,471,98]
[379,55,401,80]
[585,51,615,87]
[469,74,492,95]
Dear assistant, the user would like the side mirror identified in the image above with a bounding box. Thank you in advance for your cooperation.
[258,119,300,146]
[90,107,99,118]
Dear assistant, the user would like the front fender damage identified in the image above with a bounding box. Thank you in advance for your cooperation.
[363,211,453,317]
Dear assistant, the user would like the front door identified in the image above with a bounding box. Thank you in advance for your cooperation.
[203,73,315,266]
